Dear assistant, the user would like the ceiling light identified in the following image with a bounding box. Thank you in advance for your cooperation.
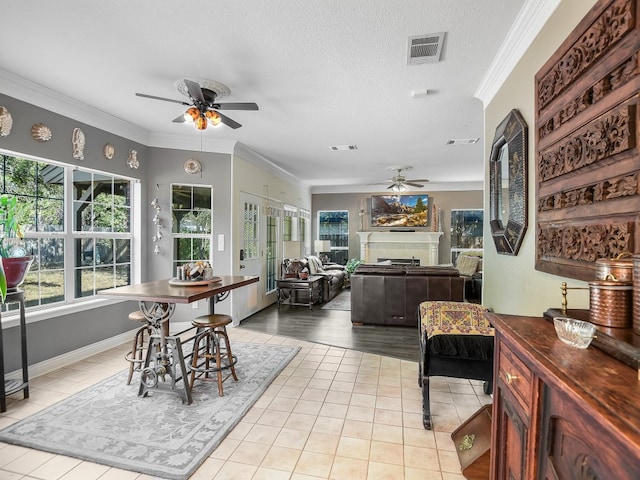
[205,110,222,127]
[391,183,407,193]
[447,138,479,145]
[194,116,208,130]
[184,107,199,123]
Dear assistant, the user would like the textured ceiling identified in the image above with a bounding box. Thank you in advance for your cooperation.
[0,0,531,193]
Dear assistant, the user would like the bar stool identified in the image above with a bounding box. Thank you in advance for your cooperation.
[124,310,158,385]
[189,313,238,396]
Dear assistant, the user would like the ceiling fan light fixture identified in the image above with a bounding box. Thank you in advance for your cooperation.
[206,110,222,126]
[391,183,407,193]
[194,116,208,130]
[184,107,200,123]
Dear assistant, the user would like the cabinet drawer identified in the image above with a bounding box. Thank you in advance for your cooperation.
[498,345,533,415]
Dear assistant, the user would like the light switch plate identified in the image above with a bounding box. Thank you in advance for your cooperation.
[217,234,225,251]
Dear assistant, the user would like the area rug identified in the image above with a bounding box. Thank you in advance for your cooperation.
[321,289,351,311]
[0,342,300,480]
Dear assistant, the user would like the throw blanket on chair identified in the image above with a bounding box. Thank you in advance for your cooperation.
[418,301,494,429]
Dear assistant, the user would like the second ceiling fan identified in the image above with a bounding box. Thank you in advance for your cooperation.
[373,165,429,192]
[136,78,258,130]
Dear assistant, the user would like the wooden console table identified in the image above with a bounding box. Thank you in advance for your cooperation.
[0,290,29,412]
[487,312,640,479]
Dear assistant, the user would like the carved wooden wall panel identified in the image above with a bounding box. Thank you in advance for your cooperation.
[535,0,640,281]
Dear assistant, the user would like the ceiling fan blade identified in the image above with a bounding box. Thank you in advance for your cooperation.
[406,178,430,183]
[172,114,186,123]
[217,111,242,129]
[135,93,190,106]
[405,181,425,188]
[215,102,259,111]
[184,79,206,104]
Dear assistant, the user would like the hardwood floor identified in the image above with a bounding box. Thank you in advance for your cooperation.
[238,298,420,362]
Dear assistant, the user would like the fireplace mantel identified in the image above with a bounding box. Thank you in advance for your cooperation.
[357,231,442,266]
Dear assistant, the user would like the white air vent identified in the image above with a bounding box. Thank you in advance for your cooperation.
[447,138,479,145]
[330,145,358,151]
[408,32,445,65]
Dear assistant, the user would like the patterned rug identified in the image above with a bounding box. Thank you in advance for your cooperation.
[321,289,351,311]
[0,342,299,480]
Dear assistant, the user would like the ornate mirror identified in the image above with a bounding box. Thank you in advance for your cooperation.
[489,109,527,255]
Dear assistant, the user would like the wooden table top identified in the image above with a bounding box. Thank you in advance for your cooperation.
[98,275,259,304]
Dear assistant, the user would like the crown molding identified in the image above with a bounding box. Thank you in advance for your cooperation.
[0,68,151,144]
[474,0,562,104]
[234,142,305,187]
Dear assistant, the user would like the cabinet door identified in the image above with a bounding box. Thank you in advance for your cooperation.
[493,388,528,480]
[538,384,640,480]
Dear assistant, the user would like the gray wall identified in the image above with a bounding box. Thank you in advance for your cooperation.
[312,190,483,264]
[0,93,148,369]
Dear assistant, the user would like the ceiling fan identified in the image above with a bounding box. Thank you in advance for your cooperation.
[135,78,258,130]
[372,165,429,192]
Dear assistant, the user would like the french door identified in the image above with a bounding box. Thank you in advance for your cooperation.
[234,192,279,322]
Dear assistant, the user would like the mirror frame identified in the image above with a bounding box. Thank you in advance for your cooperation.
[489,109,528,255]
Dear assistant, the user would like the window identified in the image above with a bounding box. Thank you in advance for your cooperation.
[266,214,277,293]
[0,152,134,311]
[171,184,212,271]
[73,170,132,298]
[318,210,349,264]
[450,209,483,264]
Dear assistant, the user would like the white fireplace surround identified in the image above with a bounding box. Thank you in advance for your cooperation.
[357,231,442,266]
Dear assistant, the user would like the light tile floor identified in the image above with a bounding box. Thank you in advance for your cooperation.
[0,327,491,480]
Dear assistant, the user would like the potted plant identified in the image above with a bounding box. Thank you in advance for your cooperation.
[0,194,33,302]
[344,258,364,288]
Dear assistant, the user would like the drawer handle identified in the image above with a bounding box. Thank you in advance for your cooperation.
[505,373,519,384]
[458,434,475,451]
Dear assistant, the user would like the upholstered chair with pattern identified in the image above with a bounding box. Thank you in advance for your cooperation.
[418,301,494,429]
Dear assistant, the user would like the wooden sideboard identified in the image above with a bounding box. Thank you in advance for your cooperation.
[487,312,640,479]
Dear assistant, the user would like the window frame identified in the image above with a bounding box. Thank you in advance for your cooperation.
[170,183,214,272]
[0,150,139,320]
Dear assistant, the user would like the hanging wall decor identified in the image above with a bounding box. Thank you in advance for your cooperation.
[31,123,52,142]
[0,107,13,137]
[535,0,640,280]
[127,149,139,169]
[72,128,85,160]
[184,158,201,175]
[103,143,115,159]
[151,185,162,255]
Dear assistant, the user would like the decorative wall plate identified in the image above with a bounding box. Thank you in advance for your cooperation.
[31,123,52,142]
[184,159,201,174]
[127,149,139,169]
[0,107,13,137]
[103,143,115,159]
[72,128,85,160]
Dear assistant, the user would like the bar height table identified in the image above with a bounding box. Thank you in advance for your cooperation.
[99,275,259,404]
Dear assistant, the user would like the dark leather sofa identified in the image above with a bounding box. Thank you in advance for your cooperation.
[350,264,465,326]
[282,256,345,302]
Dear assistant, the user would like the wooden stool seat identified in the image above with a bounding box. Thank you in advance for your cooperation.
[124,310,158,385]
[128,310,148,322]
[189,314,237,396]
[192,313,233,328]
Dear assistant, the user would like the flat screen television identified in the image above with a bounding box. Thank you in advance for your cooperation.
[370,194,429,228]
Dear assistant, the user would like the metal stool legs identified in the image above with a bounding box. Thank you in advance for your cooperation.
[189,314,238,396]
[124,310,158,385]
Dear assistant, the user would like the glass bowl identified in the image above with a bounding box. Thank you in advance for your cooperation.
[553,317,596,349]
